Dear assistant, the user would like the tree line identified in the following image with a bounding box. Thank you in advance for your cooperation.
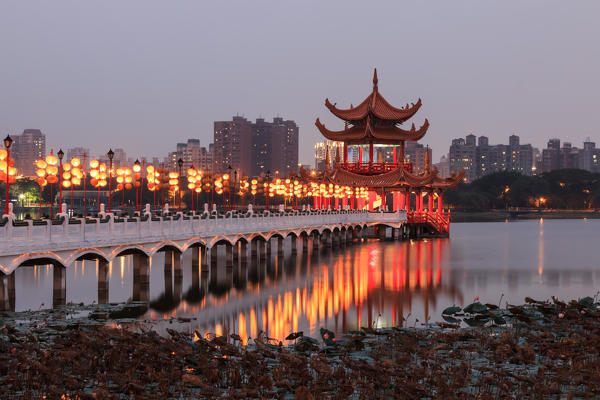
[444,169,600,210]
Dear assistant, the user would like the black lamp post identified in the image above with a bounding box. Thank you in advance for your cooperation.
[3,135,13,215]
[177,158,183,212]
[107,149,114,212]
[57,149,64,210]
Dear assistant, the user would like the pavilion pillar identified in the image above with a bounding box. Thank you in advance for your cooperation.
[368,191,376,212]
[438,193,443,214]
[343,143,348,163]
[399,191,405,211]
[405,190,411,211]
[359,146,363,164]
[381,190,386,211]
[428,191,434,212]
[393,146,397,164]
[369,141,373,164]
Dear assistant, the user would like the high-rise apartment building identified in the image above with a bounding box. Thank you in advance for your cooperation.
[167,139,214,172]
[449,137,477,182]
[12,129,46,177]
[450,134,534,181]
[214,116,298,176]
[539,138,600,173]
[66,147,90,160]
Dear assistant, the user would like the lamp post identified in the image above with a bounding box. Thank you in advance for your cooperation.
[4,135,13,215]
[177,158,183,212]
[107,149,114,213]
[133,159,141,213]
[265,170,270,211]
[57,149,64,212]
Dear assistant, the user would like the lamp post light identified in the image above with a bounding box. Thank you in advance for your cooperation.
[107,149,114,213]
[4,135,13,215]
[177,158,183,212]
[57,149,64,212]
[133,159,141,213]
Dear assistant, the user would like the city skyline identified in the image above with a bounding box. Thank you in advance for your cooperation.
[1,1,600,164]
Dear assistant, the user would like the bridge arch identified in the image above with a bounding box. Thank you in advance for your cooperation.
[111,244,151,259]
[16,253,66,269]
[72,249,110,263]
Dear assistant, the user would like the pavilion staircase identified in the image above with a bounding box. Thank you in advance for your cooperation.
[407,211,450,237]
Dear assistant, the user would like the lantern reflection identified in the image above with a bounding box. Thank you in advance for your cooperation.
[147,238,460,342]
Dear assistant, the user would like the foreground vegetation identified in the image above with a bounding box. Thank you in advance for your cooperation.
[445,169,600,210]
[2,296,600,398]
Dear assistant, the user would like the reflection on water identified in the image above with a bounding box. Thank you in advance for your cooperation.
[10,219,600,341]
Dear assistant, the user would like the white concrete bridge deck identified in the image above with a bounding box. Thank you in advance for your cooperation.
[0,205,407,274]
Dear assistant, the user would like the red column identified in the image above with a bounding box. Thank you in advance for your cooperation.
[368,191,376,212]
[405,190,411,211]
[437,193,443,214]
[359,146,363,165]
[393,147,397,164]
[399,191,405,210]
[381,190,386,210]
[335,197,339,210]
[428,192,433,212]
[343,143,348,163]
[369,142,373,164]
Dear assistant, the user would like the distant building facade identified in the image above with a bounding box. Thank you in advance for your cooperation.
[540,138,600,173]
[214,116,298,176]
[167,139,213,172]
[449,134,534,181]
[66,147,90,160]
[12,129,46,177]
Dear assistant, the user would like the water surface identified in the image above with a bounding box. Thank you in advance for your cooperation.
[11,219,600,341]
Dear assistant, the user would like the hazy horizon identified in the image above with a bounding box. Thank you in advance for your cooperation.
[1,0,599,165]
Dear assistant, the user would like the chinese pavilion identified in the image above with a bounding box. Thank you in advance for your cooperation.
[306,69,464,234]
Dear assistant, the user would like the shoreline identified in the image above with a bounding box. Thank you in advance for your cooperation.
[2,297,600,398]
[450,209,600,222]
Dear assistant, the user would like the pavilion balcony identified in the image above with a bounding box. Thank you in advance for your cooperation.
[340,162,413,175]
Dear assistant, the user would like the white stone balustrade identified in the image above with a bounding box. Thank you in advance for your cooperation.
[0,203,407,274]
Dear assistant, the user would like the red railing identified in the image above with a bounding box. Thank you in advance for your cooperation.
[340,162,413,175]
[408,211,450,233]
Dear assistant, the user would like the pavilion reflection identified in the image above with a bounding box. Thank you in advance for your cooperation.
[146,238,463,342]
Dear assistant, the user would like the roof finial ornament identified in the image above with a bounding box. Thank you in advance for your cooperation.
[373,68,378,89]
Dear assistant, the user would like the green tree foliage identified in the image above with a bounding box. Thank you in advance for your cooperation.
[445,169,600,210]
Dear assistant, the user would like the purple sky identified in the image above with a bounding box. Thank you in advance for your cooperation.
[1,1,599,164]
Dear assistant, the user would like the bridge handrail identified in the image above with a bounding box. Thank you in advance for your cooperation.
[0,203,407,254]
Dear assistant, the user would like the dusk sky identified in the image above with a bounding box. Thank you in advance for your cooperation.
[1,1,599,164]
